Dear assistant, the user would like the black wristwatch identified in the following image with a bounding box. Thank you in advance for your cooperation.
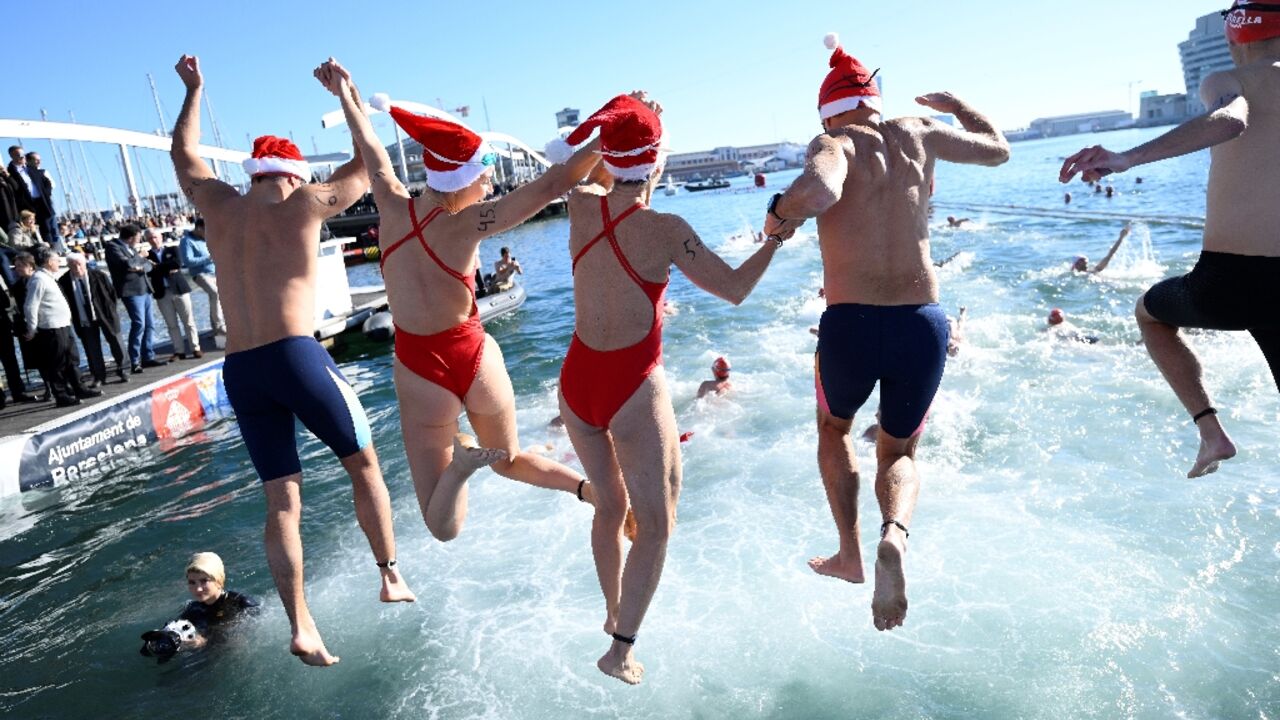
[767,192,787,221]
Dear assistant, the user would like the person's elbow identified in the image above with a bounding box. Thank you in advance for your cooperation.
[982,140,1012,167]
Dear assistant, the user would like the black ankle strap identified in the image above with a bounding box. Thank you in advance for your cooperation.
[880,520,909,539]
[577,479,586,502]
[376,559,397,569]
[1192,407,1217,424]
[611,632,636,645]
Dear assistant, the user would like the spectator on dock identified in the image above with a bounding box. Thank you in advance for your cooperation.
[23,152,60,251]
[10,211,42,248]
[7,148,53,248]
[59,252,128,386]
[104,223,164,374]
[147,228,202,360]
[180,218,226,336]
[0,264,33,405]
[23,246,100,406]
[0,165,18,245]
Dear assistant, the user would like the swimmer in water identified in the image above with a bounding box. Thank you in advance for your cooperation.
[946,215,970,228]
[1072,225,1131,274]
[140,552,259,662]
[1043,308,1099,344]
[1060,1,1280,477]
[697,356,733,398]
[762,34,1008,632]
[947,306,968,357]
[934,251,963,268]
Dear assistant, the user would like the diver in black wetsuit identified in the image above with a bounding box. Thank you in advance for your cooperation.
[140,552,259,662]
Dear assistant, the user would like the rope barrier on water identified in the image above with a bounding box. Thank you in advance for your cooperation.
[933,202,1205,229]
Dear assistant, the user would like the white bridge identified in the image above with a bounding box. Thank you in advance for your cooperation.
[0,98,552,217]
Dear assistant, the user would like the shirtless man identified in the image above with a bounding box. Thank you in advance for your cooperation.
[1059,2,1280,478]
[491,246,522,289]
[1072,225,1130,274]
[762,34,1009,631]
[169,55,414,667]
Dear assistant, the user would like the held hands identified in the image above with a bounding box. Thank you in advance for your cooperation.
[629,90,663,116]
[1059,145,1130,184]
[916,92,963,115]
[313,57,352,98]
[174,55,203,90]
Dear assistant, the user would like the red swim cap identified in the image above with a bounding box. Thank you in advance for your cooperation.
[712,356,731,378]
[1048,308,1065,326]
[1225,2,1280,45]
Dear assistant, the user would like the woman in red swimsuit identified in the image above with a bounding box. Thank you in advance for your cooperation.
[317,60,605,542]
[549,94,785,684]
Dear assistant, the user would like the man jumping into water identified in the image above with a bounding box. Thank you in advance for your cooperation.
[170,55,414,667]
[1060,2,1280,478]
[763,34,1009,631]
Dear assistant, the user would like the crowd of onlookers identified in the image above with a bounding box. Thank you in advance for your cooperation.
[0,198,222,409]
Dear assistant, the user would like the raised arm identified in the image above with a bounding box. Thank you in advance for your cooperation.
[763,133,849,237]
[669,215,779,305]
[1061,72,1246,184]
[1091,225,1130,273]
[916,92,1011,167]
[451,138,601,241]
[169,56,236,212]
[314,58,407,206]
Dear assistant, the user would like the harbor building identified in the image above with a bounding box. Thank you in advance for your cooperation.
[555,108,580,129]
[1179,11,1233,114]
[663,142,805,181]
[1138,91,1192,127]
[1028,110,1133,139]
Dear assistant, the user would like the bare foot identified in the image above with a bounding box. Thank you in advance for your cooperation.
[872,536,908,631]
[379,566,416,603]
[1188,434,1237,478]
[597,643,644,685]
[452,434,508,474]
[290,627,340,667]
[808,552,866,584]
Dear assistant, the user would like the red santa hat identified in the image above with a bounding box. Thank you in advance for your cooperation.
[242,136,312,182]
[818,33,882,120]
[1224,2,1280,45]
[544,95,666,182]
[370,94,496,193]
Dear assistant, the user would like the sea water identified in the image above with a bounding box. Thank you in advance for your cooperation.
[1,127,1277,719]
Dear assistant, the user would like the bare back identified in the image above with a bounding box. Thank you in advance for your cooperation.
[1204,60,1280,256]
[377,196,480,336]
[567,187,673,350]
[817,118,937,306]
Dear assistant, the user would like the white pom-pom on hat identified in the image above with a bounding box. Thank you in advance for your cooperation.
[369,93,392,113]
[544,137,574,164]
[824,32,839,50]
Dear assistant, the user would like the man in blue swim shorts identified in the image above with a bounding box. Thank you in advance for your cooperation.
[762,34,1009,632]
[169,55,415,667]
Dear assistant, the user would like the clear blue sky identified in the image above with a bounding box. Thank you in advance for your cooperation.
[0,0,1224,211]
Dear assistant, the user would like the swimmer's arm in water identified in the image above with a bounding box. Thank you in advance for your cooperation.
[1060,73,1246,184]
[318,58,408,206]
[917,93,1011,167]
[767,134,848,232]
[169,55,237,214]
[669,215,777,306]
[453,137,602,242]
[1091,225,1130,273]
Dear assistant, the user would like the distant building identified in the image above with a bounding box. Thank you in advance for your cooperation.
[1137,91,1191,127]
[1029,110,1133,138]
[555,108,580,129]
[1179,12,1233,114]
[663,142,805,181]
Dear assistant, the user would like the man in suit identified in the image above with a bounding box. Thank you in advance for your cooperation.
[7,147,57,251]
[145,228,201,359]
[24,152,60,251]
[103,223,165,373]
[23,247,101,407]
[0,164,19,244]
[59,253,129,387]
